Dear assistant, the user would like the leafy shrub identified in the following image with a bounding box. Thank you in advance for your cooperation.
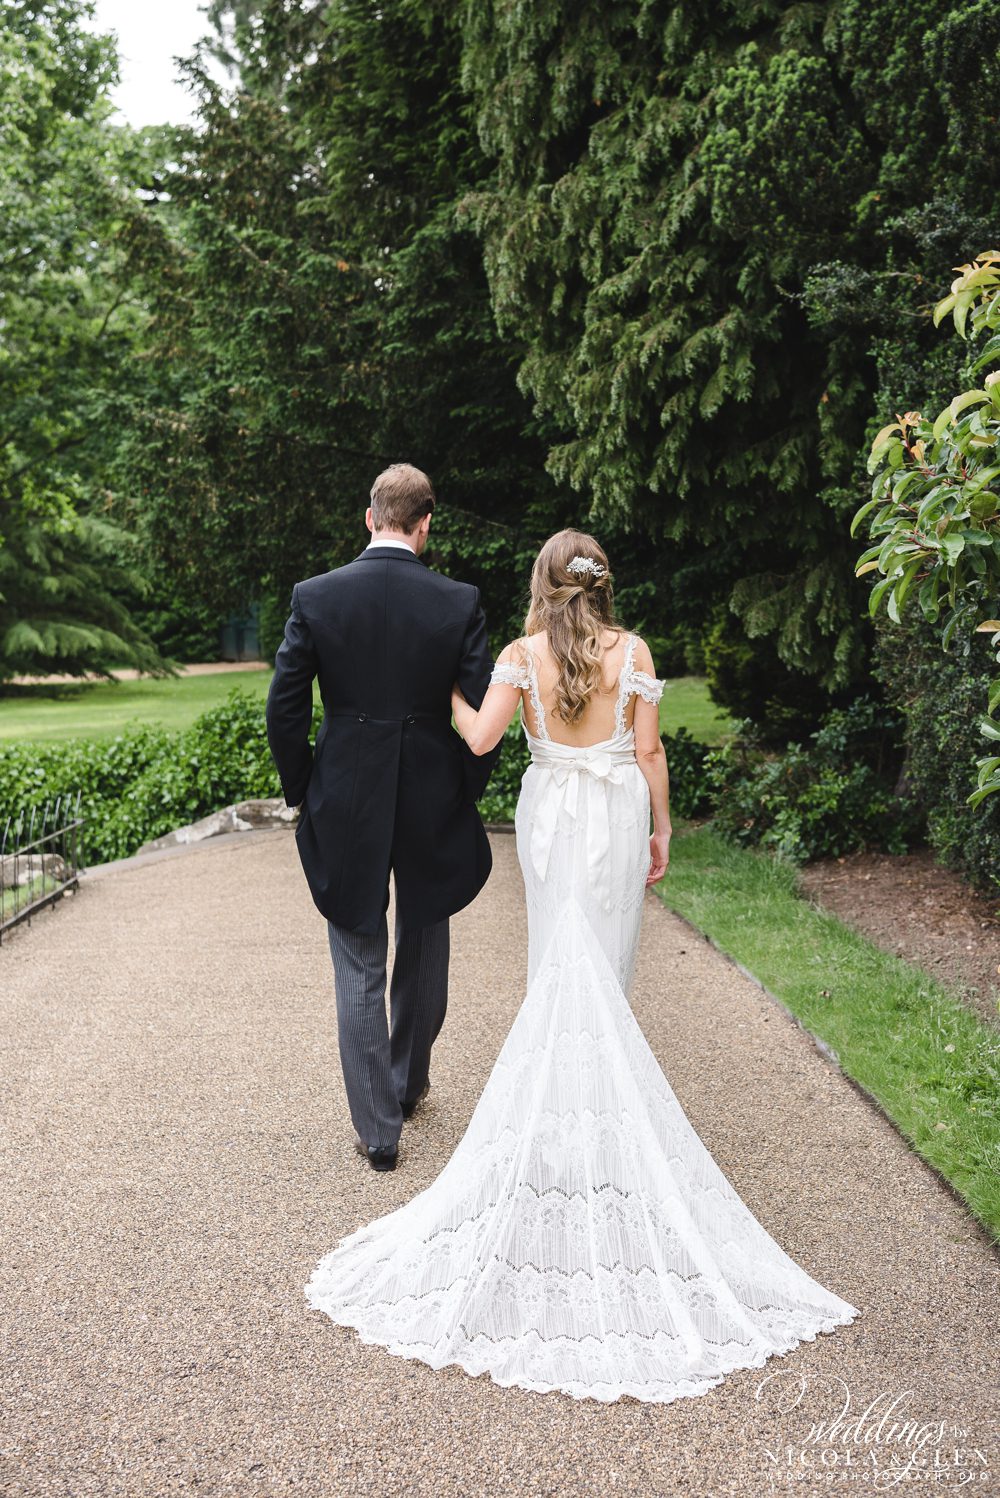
[130,595,221,664]
[661,727,715,819]
[704,695,917,862]
[0,723,174,861]
[0,690,314,864]
[257,591,289,669]
[873,609,1000,895]
[647,625,709,679]
[854,251,1000,807]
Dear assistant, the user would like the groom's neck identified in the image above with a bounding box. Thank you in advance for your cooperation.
[368,529,418,552]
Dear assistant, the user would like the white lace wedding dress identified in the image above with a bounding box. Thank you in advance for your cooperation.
[304,633,860,1403]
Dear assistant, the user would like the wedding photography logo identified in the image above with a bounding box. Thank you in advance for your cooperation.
[753,1372,992,1488]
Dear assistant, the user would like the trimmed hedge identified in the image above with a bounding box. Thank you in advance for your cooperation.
[0,691,296,864]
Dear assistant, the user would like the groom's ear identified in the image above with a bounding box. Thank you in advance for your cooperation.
[365,507,375,534]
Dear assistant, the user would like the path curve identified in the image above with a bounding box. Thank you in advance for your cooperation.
[1,831,996,1497]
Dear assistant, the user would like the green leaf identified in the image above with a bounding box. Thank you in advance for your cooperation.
[970,333,1000,372]
[933,292,957,328]
[887,557,923,622]
[850,497,883,538]
[939,531,966,564]
[917,569,941,619]
[867,574,895,618]
[952,389,992,419]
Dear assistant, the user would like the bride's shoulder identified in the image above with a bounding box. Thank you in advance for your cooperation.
[496,636,532,666]
[620,631,665,703]
[626,632,656,675]
[490,637,533,689]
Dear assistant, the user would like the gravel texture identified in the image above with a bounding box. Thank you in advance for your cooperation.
[1,828,997,1498]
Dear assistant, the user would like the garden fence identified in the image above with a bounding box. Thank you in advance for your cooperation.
[0,793,85,944]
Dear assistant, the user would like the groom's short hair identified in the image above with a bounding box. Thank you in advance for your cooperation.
[369,463,436,534]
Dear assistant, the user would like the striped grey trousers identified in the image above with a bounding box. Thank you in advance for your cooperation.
[326,908,449,1152]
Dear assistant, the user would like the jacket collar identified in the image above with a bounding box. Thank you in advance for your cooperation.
[355,543,426,565]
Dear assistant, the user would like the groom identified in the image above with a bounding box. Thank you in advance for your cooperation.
[265,464,500,1172]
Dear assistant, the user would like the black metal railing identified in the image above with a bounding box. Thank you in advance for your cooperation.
[0,792,85,943]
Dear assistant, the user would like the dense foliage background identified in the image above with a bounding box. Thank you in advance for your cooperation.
[3,0,999,888]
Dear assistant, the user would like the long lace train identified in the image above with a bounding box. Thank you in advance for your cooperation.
[304,896,860,1403]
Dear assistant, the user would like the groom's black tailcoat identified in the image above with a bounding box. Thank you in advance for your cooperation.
[265,544,500,935]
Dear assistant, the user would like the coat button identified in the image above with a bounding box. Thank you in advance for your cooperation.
[405,714,415,725]
[358,713,367,722]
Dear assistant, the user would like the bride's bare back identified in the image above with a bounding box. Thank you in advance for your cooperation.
[504,628,654,747]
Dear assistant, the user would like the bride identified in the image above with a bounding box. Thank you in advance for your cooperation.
[304,528,860,1404]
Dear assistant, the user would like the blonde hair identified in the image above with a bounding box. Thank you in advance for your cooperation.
[369,462,435,532]
[524,529,621,725]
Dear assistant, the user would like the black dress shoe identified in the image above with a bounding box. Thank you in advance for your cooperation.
[401,1081,430,1121]
[353,1134,398,1171]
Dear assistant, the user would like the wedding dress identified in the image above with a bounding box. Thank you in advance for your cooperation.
[304,633,860,1403]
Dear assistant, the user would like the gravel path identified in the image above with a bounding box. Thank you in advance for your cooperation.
[2,830,997,1497]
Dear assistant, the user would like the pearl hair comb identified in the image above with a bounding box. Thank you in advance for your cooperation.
[566,555,608,580]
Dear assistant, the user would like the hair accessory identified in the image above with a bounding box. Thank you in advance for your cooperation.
[566,555,608,580]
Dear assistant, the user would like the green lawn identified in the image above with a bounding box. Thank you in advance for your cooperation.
[658,675,735,744]
[0,670,286,743]
[656,822,1000,1244]
[0,669,733,745]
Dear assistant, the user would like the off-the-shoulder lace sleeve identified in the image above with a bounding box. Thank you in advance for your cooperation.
[624,668,665,705]
[490,660,531,690]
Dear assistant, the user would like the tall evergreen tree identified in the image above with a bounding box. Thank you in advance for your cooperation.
[115,0,559,641]
[0,0,166,684]
[457,0,1000,691]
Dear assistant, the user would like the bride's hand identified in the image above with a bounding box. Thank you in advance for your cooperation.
[647,829,671,886]
[451,683,468,715]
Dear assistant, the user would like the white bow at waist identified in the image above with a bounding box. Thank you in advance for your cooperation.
[525,730,638,909]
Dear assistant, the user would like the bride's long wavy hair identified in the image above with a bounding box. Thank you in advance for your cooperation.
[524,529,622,725]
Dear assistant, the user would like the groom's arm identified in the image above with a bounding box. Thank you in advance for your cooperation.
[265,583,318,809]
[455,587,503,799]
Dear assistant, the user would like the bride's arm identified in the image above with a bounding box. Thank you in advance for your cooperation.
[452,642,524,756]
[632,638,672,884]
